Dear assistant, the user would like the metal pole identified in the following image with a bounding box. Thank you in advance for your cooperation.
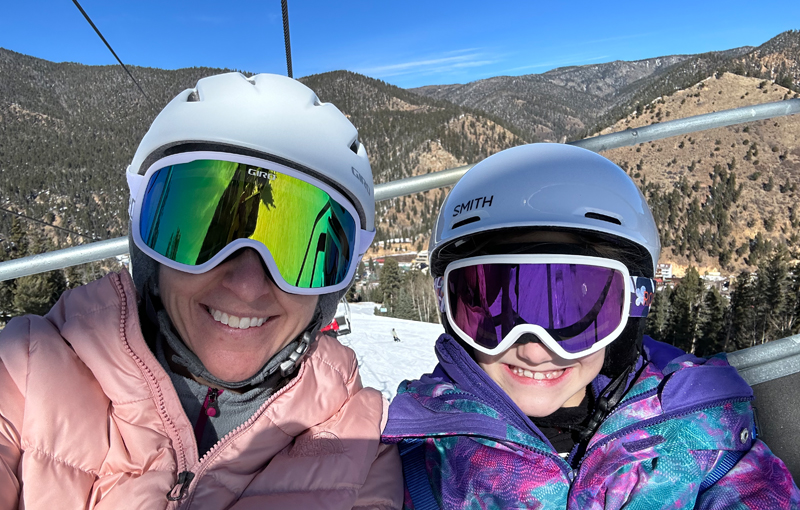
[727,334,800,386]
[0,238,128,282]
[1,98,799,281]
[374,164,474,202]
[570,98,800,153]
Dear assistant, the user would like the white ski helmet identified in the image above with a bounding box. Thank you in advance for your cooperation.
[128,72,374,232]
[429,143,660,277]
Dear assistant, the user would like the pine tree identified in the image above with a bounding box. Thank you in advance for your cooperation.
[379,258,403,314]
[644,286,672,342]
[667,267,704,353]
[729,271,757,350]
[791,263,800,336]
[10,234,67,316]
[756,247,794,341]
[696,287,726,356]
[394,289,417,321]
[12,272,62,316]
[9,217,28,258]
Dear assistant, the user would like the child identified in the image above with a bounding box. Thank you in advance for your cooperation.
[383,143,799,509]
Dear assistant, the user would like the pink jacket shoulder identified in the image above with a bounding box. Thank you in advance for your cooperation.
[0,271,402,509]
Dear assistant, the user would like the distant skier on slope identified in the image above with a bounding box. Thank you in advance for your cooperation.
[392,328,401,342]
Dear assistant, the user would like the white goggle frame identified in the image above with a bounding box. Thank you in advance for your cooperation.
[127,151,375,296]
[441,254,636,360]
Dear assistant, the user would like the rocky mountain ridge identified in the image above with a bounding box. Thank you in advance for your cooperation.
[1,30,800,277]
[411,33,800,143]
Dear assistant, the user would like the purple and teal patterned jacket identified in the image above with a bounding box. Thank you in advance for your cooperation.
[383,334,800,509]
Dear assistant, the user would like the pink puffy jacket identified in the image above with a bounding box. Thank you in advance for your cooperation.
[0,271,403,509]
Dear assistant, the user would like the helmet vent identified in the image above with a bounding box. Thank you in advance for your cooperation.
[187,91,200,102]
[452,216,481,229]
[585,212,621,225]
[350,140,360,154]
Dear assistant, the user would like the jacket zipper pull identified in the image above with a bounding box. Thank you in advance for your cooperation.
[166,470,195,501]
[194,387,223,446]
[206,388,221,417]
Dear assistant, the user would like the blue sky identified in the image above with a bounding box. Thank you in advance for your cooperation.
[2,1,798,89]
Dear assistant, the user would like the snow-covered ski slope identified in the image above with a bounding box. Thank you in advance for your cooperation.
[336,302,443,400]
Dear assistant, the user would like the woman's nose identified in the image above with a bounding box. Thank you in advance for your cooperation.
[219,248,275,302]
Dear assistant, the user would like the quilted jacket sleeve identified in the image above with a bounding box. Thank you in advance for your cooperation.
[696,440,800,509]
[0,317,30,510]
[353,441,403,510]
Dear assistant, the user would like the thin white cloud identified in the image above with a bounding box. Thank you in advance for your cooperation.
[356,50,497,78]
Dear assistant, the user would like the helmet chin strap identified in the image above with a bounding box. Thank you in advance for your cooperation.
[145,277,326,391]
[134,233,344,391]
[279,331,313,377]
[576,363,636,442]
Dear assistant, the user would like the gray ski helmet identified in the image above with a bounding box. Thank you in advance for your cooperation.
[126,73,375,377]
[428,143,660,375]
[429,143,660,277]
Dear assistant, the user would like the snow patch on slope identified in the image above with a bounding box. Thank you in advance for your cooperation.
[337,302,443,400]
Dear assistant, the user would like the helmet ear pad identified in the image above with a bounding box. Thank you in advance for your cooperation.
[601,317,645,378]
[129,229,160,299]
[315,289,345,331]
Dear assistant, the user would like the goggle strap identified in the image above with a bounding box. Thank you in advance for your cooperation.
[433,276,445,312]
[358,230,376,257]
[126,170,144,218]
[629,276,655,317]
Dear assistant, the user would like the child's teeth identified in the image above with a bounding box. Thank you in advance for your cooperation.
[512,366,565,380]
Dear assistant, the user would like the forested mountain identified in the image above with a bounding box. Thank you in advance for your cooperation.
[412,31,800,143]
[411,48,754,142]
[300,71,527,241]
[0,48,232,243]
[0,49,525,256]
[1,30,800,325]
[602,72,800,274]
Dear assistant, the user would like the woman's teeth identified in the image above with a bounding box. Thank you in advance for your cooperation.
[208,307,267,330]
[511,366,565,380]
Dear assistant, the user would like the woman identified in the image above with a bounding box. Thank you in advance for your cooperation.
[0,73,402,508]
[383,143,799,509]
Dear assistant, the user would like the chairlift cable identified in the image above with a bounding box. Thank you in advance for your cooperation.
[281,0,293,78]
[70,0,151,103]
[0,207,92,240]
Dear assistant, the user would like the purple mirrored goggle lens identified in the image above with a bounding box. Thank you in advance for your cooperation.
[447,263,626,354]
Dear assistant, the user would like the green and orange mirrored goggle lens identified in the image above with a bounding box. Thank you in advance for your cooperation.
[128,152,373,295]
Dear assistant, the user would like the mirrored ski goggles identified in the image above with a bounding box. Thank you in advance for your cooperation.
[128,152,374,295]
[436,255,655,359]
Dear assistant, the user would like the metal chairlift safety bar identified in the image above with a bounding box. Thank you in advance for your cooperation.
[1,97,799,283]
[727,334,800,386]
